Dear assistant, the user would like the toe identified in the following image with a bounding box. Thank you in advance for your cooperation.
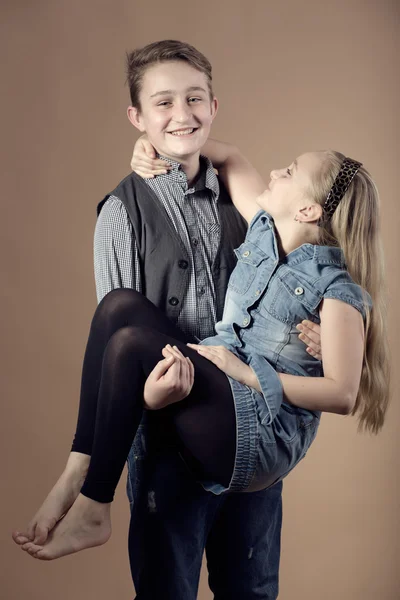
[21,541,40,552]
[26,523,36,539]
[34,548,52,561]
[24,542,44,556]
[33,525,50,545]
[12,531,29,545]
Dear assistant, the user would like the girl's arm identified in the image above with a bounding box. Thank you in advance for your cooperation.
[246,298,365,415]
[202,139,266,224]
[130,136,266,224]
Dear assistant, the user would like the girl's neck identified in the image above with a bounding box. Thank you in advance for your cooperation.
[274,222,320,258]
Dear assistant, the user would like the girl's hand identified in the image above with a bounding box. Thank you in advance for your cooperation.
[130,135,171,178]
[144,345,194,410]
[187,343,254,386]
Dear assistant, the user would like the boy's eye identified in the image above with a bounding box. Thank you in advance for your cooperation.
[158,101,172,107]
[188,97,201,103]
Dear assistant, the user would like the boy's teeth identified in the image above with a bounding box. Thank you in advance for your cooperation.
[170,128,195,136]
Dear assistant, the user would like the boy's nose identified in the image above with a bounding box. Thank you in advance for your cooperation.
[173,103,192,123]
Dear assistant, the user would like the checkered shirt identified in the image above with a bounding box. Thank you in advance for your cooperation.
[94,155,221,339]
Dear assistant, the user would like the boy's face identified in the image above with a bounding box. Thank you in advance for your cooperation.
[128,61,218,162]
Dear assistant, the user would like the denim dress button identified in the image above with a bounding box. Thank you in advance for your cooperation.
[243,317,249,326]
[242,250,250,257]
[294,287,304,295]
[255,289,261,296]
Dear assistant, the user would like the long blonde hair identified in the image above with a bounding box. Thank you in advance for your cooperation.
[311,150,390,434]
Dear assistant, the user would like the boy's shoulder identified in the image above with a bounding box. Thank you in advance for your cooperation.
[98,172,157,216]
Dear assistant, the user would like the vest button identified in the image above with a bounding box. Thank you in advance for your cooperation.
[242,250,250,257]
[168,297,179,306]
[178,260,188,269]
[243,317,249,326]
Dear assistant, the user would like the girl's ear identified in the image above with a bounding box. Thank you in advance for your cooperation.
[296,203,323,223]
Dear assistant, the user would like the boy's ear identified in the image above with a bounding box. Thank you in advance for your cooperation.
[296,203,323,223]
[210,96,219,121]
[127,106,146,132]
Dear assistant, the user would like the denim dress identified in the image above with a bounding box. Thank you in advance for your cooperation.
[200,210,371,495]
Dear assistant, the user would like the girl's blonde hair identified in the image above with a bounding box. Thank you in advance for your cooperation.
[311,150,390,434]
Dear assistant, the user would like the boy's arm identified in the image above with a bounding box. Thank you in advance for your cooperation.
[95,197,192,407]
[94,197,142,302]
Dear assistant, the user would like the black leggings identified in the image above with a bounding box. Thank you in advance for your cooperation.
[72,289,237,502]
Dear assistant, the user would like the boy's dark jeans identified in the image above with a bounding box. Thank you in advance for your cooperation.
[127,413,282,599]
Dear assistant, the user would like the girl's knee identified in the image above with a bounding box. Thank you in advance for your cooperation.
[97,289,143,320]
[101,288,140,307]
[107,326,147,354]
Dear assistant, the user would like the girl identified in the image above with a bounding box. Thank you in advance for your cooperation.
[13,140,389,560]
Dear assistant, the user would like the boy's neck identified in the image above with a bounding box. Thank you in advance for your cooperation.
[157,149,202,186]
[179,154,202,186]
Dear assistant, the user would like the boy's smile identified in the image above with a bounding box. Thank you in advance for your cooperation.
[128,61,218,166]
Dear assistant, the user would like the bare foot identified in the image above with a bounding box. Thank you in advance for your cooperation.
[12,452,90,546]
[21,493,111,560]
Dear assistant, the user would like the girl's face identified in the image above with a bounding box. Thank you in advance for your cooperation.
[256,152,323,222]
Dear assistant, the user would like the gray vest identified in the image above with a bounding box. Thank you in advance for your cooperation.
[98,172,247,323]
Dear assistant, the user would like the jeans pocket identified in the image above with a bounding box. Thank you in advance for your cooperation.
[126,423,148,509]
[299,416,320,457]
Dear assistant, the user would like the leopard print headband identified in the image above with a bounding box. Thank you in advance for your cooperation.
[323,158,362,219]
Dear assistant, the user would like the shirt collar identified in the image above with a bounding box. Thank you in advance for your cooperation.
[155,153,220,199]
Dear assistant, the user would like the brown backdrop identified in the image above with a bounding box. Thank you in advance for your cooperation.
[1,1,399,598]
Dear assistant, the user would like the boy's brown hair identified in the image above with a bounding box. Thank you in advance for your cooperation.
[126,40,214,109]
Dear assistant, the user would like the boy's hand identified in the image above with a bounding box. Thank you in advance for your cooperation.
[130,135,171,178]
[296,320,322,360]
[144,345,194,410]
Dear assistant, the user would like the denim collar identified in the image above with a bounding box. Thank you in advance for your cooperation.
[259,211,346,268]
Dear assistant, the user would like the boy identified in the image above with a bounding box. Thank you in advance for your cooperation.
[97,39,281,600]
